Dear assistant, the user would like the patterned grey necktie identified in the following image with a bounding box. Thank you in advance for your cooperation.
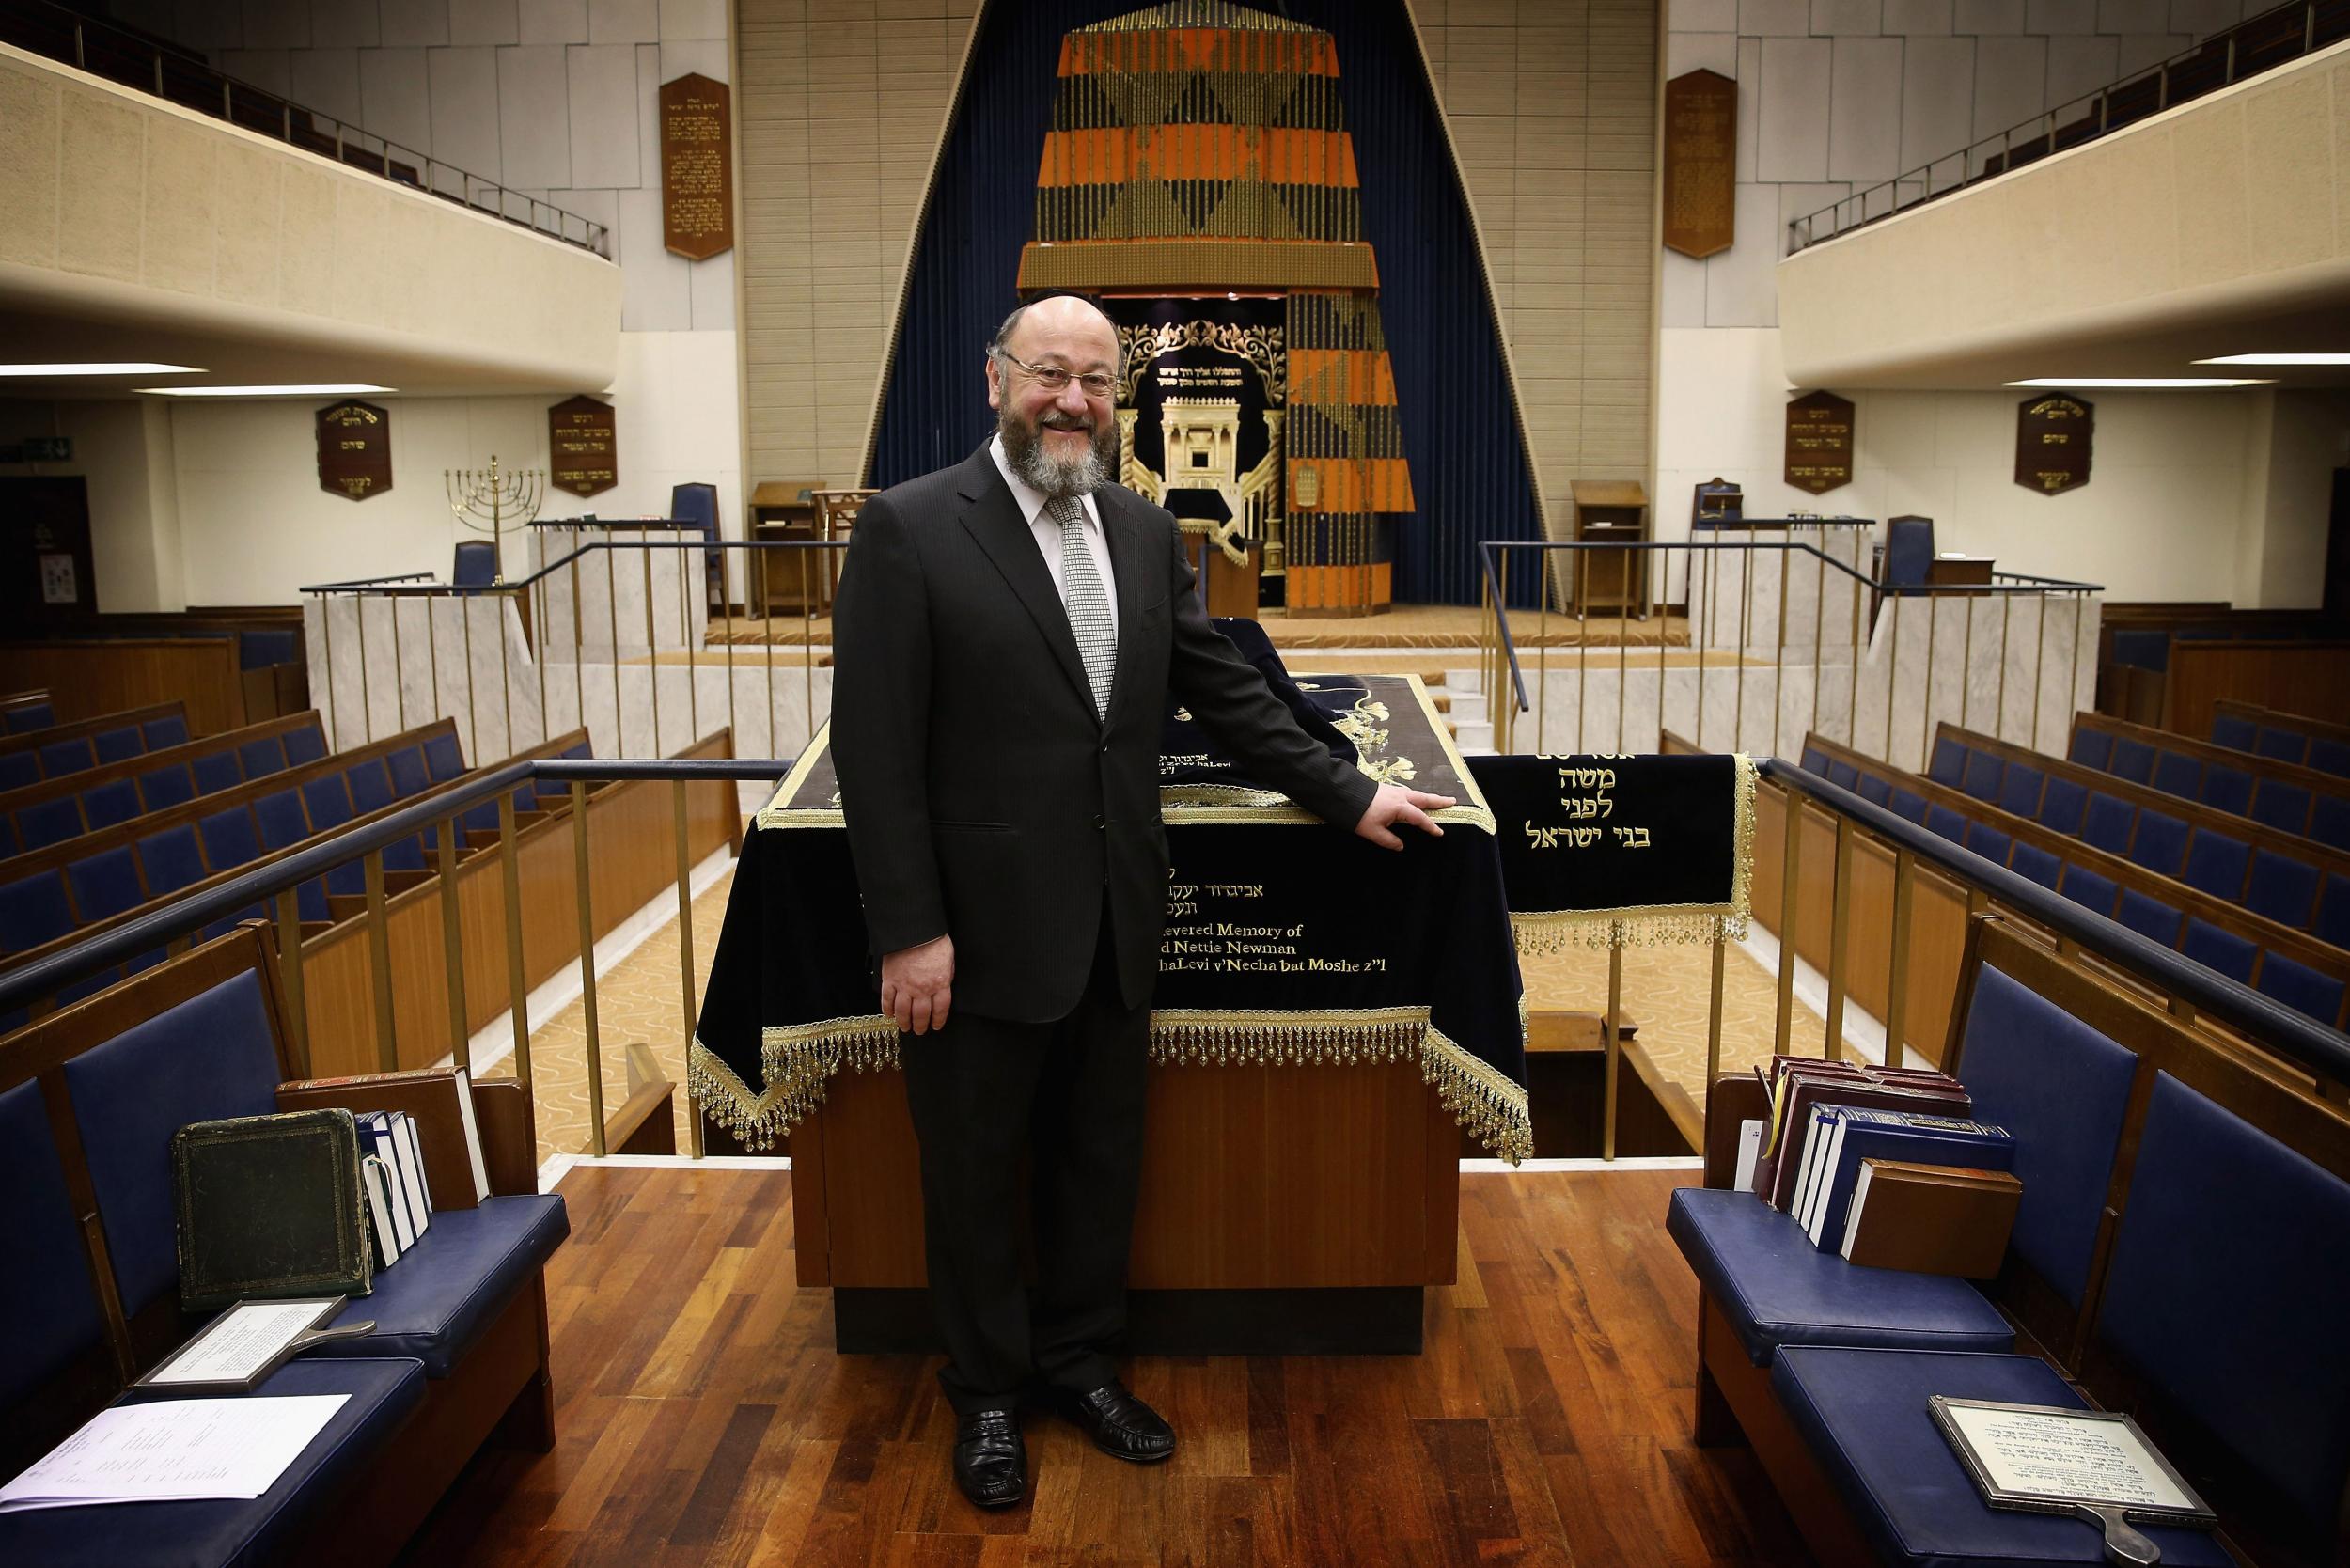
[1047,494,1115,721]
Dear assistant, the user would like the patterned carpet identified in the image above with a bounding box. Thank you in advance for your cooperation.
[512,855,1813,1163]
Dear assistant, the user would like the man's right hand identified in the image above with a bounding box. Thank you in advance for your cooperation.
[881,934,955,1035]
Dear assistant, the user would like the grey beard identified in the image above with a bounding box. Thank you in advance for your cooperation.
[1001,410,1116,499]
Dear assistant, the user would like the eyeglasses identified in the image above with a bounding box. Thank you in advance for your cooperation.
[995,349,1116,400]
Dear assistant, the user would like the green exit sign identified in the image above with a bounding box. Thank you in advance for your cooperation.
[21,437,70,462]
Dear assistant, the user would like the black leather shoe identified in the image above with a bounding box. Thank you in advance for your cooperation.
[1058,1381,1177,1463]
[952,1408,1026,1508]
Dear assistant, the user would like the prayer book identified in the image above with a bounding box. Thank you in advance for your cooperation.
[276,1066,491,1208]
[1841,1161,2023,1276]
[171,1110,370,1311]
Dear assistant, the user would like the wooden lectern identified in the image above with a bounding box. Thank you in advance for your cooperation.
[1569,480,1652,619]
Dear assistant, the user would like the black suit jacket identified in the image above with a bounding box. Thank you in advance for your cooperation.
[831,444,1379,1022]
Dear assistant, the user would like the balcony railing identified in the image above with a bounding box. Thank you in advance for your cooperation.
[1788,0,2349,253]
[0,0,611,258]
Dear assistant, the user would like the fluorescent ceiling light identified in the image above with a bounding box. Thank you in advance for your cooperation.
[2193,353,2350,366]
[2004,377,2274,388]
[0,363,203,377]
[135,383,394,397]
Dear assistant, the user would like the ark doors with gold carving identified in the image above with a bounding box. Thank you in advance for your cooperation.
[1108,296,1288,606]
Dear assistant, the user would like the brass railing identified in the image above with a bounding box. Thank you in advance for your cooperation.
[1476,537,2103,772]
[302,538,849,770]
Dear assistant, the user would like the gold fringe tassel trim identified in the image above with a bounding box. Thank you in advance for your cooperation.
[688,1008,1533,1164]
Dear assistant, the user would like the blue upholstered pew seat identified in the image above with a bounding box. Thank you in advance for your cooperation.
[314,1196,569,1377]
[0,1359,428,1568]
[1666,1190,2013,1366]
[1770,1347,2233,1568]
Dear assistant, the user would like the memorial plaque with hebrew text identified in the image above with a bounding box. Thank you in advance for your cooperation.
[1785,390,1855,494]
[316,400,391,502]
[661,72,733,261]
[2015,392,2092,494]
[548,395,619,498]
[1664,70,1737,259]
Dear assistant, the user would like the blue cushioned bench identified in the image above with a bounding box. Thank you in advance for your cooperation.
[1680,915,2350,1566]
[0,702,188,790]
[0,924,565,1566]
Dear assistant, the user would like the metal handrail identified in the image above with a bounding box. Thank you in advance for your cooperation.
[0,0,612,257]
[1766,758,2350,1076]
[1788,0,2339,251]
[0,756,791,1018]
[299,537,850,600]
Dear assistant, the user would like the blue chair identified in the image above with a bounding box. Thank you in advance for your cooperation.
[1801,746,1830,776]
[301,776,353,832]
[1882,515,1934,593]
[1825,759,1859,791]
[135,826,207,897]
[1957,750,2002,802]
[0,753,38,791]
[78,779,140,832]
[18,796,85,852]
[136,764,196,811]
[2212,712,2259,751]
[39,737,94,777]
[2109,737,2155,783]
[1995,763,2044,818]
[1962,823,2012,866]
[92,726,143,764]
[190,748,242,794]
[1857,774,1892,808]
[142,715,187,749]
[2,701,53,733]
[2038,776,2089,835]
[2125,810,2187,877]
[1927,737,1966,788]
[67,848,144,923]
[2009,843,2062,889]
[253,790,309,853]
[0,870,76,953]
[2250,778,2312,834]
[387,746,431,798]
[2201,762,2253,816]
[2058,865,2118,917]
[2180,832,2249,901]
[2256,726,2310,765]
[196,808,262,871]
[452,541,497,588]
[284,725,328,767]
[2116,889,2184,947]
[2183,918,2258,985]
[1889,790,1928,825]
[2068,729,2113,770]
[2310,793,2350,852]
[2150,750,2201,800]
[670,480,723,606]
[2310,737,2350,778]
[2321,874,2350,949]
[237,735,287,778]
[348,761,394,815]
[2079,793,2135,856]
[2257,952,2345,1027]
[1925,805,1968,845]
[2246,851,2321,928]
[424,733,465,782]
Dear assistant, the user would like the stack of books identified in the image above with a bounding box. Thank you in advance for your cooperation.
[1737,1056,2021,1276]
[277,1067,496,1272]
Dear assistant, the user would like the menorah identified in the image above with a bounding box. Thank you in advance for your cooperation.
[445,454,545,584]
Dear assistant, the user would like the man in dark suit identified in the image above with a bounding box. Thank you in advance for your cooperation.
[831,293,1453,1508]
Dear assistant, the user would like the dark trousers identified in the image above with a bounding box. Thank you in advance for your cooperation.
[899,917,1151,1415]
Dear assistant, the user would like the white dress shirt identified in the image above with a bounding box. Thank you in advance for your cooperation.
[989,433,1120,646]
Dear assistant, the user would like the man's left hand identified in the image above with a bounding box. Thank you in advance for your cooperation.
[1354,784,1456,850]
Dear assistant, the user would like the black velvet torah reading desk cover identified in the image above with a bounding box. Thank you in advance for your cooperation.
[689,670,1756,1167]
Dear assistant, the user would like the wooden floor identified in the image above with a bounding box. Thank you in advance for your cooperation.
[406,1166,1807,1567]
